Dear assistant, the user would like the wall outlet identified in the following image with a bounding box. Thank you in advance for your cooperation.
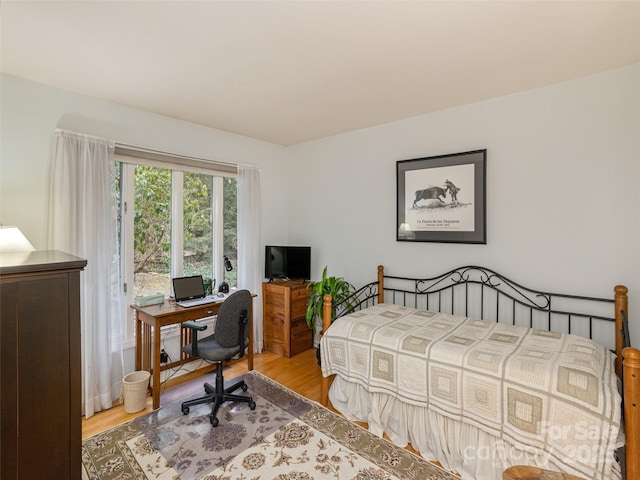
[160,350,169,363]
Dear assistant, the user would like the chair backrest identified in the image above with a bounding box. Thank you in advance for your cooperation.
[215,289,251,349]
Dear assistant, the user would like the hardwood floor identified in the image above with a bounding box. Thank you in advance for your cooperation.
[82,348,323,439]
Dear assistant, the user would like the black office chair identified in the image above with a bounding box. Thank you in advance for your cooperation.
[180,289,256,426]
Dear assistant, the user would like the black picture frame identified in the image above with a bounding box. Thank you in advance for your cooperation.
[396,149,486,244]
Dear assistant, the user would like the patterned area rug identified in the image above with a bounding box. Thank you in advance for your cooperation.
[82,371,458,479]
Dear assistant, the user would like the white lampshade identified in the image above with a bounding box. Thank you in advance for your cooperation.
[398,223,415,239]
[399,223,412,234]
[0,226,36,253]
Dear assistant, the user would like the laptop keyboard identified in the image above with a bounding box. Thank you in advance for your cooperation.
[176,294,225,308]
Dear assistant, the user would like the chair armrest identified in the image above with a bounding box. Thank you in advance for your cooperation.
[182,321,207,358]
[182,320,208,331]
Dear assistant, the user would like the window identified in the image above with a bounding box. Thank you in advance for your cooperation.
[132,164,172,297]
[115,153,237,340]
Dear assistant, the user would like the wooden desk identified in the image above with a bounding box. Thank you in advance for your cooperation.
[132,296,254,409]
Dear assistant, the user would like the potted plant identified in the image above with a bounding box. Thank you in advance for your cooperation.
[306,266,355,365]
[306,266,354,364]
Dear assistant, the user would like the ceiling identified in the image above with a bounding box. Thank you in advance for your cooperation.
[2,1,639,146]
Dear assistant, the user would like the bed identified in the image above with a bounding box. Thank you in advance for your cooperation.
[319,265,639,480]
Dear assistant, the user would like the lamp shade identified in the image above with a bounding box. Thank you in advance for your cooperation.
[0,226,36,253]
[398,223,415,239]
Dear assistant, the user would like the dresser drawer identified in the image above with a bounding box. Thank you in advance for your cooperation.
[290,318,313,356]
[291,297,308,318]
[291,316,310,334]
[290,286,309,318]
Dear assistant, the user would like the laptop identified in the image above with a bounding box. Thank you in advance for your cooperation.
[172,275,223,308]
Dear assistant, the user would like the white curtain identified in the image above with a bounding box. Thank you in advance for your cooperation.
[48,129,124,418]
[237,164,263,352]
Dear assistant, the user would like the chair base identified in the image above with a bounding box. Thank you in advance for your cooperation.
[181,362,256,426]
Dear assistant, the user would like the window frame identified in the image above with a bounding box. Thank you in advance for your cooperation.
[115,151,237,345]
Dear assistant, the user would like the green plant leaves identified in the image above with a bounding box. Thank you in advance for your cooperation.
[305,266,354,333]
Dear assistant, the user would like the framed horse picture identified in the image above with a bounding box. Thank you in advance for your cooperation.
[396,149,486,243]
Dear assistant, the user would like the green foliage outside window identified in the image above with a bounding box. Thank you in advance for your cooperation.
[134,166,171,274]
[222,177,238,286]
[132,165,237,286]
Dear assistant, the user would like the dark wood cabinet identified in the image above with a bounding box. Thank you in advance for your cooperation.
[0,251,86,479]
[262,280,312,358]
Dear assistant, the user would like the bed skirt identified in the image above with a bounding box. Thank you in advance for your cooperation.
[329,375,622,480]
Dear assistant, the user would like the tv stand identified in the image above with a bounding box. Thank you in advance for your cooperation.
[262,280,312,357]
[267,277,309,285]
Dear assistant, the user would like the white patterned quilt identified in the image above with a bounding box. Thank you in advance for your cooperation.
[320,303,622,480]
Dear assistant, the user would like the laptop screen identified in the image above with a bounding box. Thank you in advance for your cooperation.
[172,275,206,302]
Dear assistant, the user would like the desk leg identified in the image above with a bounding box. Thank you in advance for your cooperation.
[248,302,254,371]
[152,325,161,409]
[135,312,142,371]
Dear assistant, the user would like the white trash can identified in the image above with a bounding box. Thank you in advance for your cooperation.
[121,371,151,413]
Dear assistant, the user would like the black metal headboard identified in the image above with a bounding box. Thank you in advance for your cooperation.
[334,265,619,349]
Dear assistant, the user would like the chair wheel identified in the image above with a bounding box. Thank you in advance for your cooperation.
[249,400,256,410]
[241,384,248,392]
[182,406,190,415]
[210,415,219,427]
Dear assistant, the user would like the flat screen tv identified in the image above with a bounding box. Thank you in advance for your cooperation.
[265,246,311,281]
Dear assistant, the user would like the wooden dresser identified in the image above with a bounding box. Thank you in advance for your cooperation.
[262,280,312,357]
[0,250,86,480]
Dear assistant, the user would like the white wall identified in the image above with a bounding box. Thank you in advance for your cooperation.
[287,64,640,343]
[0,74,289,373]
[0,74,289,250]
[2,65,639,357]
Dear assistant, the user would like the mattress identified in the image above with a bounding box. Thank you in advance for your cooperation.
[320,303,622,480]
